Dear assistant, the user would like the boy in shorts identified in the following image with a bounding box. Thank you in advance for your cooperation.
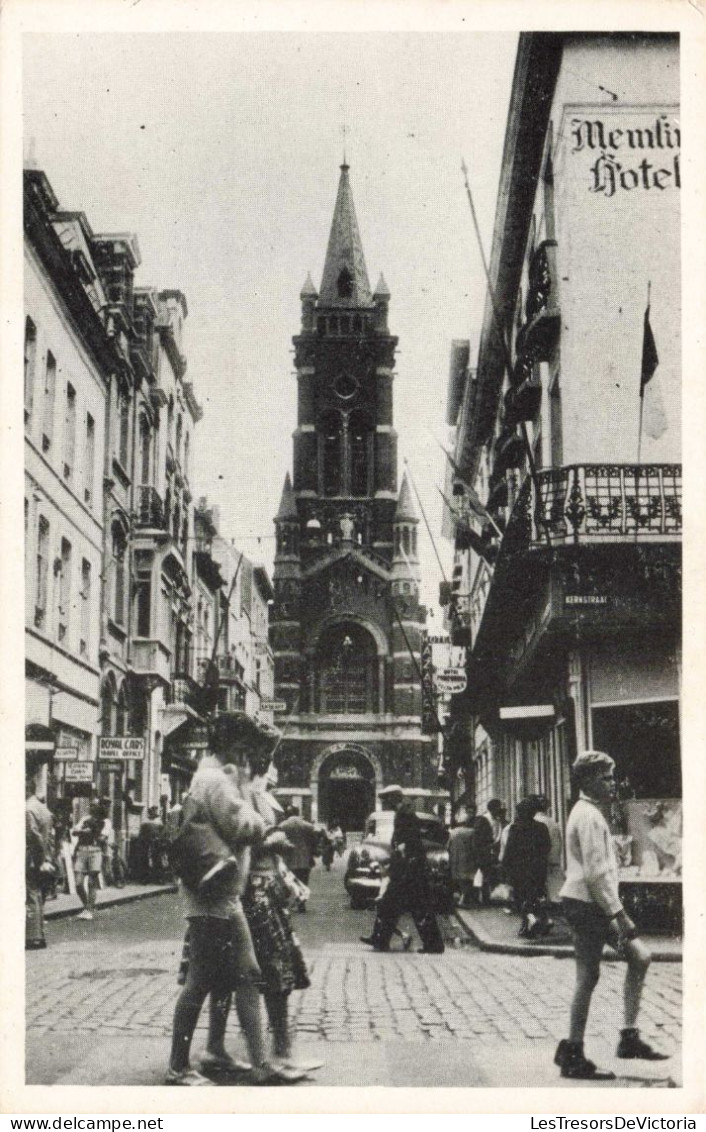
[556,751,669,1080]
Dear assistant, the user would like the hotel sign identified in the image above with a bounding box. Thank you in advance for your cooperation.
[98,737,146,760]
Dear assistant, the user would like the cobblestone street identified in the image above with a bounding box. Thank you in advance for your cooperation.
[25,861,682,1088]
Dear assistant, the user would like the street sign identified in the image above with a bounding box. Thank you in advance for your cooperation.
[54,746,79,761]
[64,761,94,783]
[100,761,125,774]
[260,700,288,713]
[98,736,145,760]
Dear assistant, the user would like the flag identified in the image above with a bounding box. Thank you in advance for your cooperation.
[639,304,667,440]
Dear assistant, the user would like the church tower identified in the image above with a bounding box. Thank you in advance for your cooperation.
[271,163,438,829]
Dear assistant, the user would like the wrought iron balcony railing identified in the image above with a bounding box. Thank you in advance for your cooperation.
[135,485,166,530]
[506,464,682,550]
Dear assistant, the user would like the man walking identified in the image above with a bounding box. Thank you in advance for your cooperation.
[533,794,564,905]
[360,785,444,953]
[556,751,668,1080]
[474,798,504,905]
[448,811,476,909]
[25,774,54,949]
[278,806,318,910]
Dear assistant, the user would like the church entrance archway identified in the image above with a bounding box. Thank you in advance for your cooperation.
[313,745,380,832]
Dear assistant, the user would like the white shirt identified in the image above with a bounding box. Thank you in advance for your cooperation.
[559,793,622,917]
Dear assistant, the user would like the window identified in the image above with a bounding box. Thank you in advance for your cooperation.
[118,391,130,469]
[85,413,95,505]
[183,432,190,479]
[79,559,91,656]
[139,415,151,485]
[134,567,151,638]
[350,412,371,497]
[549,375,563,467]
[57,538,72,642]
[337,267,353,298]
[63,383,76,480]
[317,622,378,714]
[176,415,183,462]
[42,351,56,452]
[111,521,127,626]
[321,412,342,496]
[24,317,37,427]
[35,516,49,628]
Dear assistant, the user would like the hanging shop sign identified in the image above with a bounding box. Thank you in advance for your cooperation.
[100,761,125,774]
[499,705,555,720]
[435,669,468,695]
[98,736,146,760]
[54,746,79,761]
[64,761,95,783]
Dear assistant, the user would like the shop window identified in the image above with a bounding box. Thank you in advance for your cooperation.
[24,317,37,428]
[42,351,56,453]
[63,382,76,481]
[85,413,95,505]
[591,702,681,799]
[79,558,91,657]
[35,515,49,628]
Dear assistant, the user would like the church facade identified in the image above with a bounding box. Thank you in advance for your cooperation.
[270,163,440,829]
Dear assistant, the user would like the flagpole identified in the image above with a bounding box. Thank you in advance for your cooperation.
[403,458,450,586]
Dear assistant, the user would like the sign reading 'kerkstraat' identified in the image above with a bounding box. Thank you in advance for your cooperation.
[98,736,146,760]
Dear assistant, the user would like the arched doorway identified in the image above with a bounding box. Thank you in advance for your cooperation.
[316,746,378,832]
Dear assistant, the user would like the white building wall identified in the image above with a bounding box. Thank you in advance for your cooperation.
[552,36,680,465]
[24,244,106,756]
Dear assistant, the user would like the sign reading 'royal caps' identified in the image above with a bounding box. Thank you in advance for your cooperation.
[98,736,146,760]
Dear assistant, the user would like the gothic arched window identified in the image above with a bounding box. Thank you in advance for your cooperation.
[320,411,343,496]
[139,414,151,485]
[316,621,378,715]
[349,411,372,497]
[337,267,353,298]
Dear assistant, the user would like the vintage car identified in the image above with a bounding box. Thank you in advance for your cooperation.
[344,809,453,912]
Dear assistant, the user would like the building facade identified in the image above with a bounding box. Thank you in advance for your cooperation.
[443,34,681,924]
[270,163,440,829]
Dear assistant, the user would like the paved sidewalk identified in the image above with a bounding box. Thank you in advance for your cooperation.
[455,904,682,962]
[43,882,177,920]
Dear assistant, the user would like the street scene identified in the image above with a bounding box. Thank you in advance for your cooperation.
[22,28,682,1094]
[26,858,682,1089]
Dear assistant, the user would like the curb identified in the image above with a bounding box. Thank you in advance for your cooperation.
[454,912,682,963]
[45,884,178,921]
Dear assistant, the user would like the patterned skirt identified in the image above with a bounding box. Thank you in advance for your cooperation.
[241,873,310,997]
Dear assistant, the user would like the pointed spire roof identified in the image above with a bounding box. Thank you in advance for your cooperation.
[300,273,318,298]
[276,472,298,521]
[373,273,390,299]
[395,472,418,522]
[319,163,372,307]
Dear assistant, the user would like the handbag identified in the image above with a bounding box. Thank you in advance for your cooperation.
[167,795,239,898]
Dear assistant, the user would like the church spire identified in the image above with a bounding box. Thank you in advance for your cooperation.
[275,472,298,521]
[318,163,373,308]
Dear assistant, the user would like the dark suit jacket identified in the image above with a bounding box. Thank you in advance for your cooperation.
[279,816,318,871]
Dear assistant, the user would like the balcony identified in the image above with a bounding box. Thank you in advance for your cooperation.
[505,464,682,551]
[215,653,246,685]
[135,485,166,530]
[130,639,171,686]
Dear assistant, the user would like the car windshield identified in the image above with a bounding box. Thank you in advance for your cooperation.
[363,812,447,845]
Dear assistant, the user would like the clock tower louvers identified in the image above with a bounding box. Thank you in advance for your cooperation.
[270,163,441,830]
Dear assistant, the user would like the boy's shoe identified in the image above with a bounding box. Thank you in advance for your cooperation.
[164,1067,212,1086]
[248,1062,306,1085]
[76,910,94,921]
[278,1058,324,1073]
[556,1041,615,1080]
[200,1052,251,1076]
[616,1029,669,1060]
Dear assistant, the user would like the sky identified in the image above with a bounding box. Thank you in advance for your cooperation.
[23,32,518,619]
